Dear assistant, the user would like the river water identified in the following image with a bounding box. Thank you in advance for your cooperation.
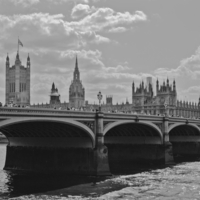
[1,144,200,199]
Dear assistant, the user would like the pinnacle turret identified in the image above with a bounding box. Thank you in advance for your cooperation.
[173,79,176,91]
[27,53,30,61]
[167,78,169,86]
[27,53,30,68]
[6,53,9,62]
[52,82,55,91]
[132,81,135,93]
[16,51,20,60]
[15,51,21,65]
[6,53,9,67]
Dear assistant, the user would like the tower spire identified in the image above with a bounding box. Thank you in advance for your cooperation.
[75,54,78,69]
[74,55,80,80]
[52,82,55,91]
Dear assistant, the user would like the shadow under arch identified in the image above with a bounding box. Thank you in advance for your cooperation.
[169,123,200,142]
[103,120,164,174]
[0,117,95,148]
[103,120,163,144]
[168,123,200,162]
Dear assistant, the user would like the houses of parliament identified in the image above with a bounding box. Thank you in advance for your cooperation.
[5,51,200,118]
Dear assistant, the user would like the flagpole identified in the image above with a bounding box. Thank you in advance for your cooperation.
[18,36,19,53]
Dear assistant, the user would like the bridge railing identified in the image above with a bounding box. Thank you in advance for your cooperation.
[0,107,97,117]
[0,107,200,124]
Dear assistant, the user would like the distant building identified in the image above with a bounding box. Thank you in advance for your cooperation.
[5,52,30,106]
[49,83,60,105]
[69,56,85,108]
[30,56,200,118]
[155,78,177,114]
[132,78,154,112]
[106,96,113,106]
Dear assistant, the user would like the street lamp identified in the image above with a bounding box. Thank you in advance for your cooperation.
[97,91,103,112]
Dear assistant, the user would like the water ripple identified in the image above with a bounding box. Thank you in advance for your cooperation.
[1,143,200,199]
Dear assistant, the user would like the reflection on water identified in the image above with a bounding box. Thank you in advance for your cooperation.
[1,144,200,199]
[0,171,105,199]
[9,162,200,200]
[0,144,105,199]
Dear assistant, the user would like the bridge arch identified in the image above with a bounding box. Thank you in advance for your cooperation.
[168,123,200,133]
[169,123,200,142]
[103,120,163,144]
[0,117,95,148]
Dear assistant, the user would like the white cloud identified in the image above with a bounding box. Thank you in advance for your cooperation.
[103,65,130,73]
[154,46,200,79]
[71,4,96,19]
[108,27,127,33]
[77,31,110,45]
[178,85,200,102]
[0,11,120,50]
[0,13,66,35]
[68,7,147,33]
[92,34,110,43]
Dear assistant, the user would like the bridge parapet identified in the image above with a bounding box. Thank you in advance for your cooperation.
[0,107,96,119]
[1,107,199,122]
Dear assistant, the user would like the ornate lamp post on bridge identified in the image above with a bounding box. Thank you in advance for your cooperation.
[97,91,103,112]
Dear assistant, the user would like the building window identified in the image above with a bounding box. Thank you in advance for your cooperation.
[10,83,15,93]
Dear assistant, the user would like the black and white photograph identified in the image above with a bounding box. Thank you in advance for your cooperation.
[0,0,200,199]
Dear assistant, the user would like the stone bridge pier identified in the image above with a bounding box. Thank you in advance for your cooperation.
[96,113,174,174]
[94,112,110,175]
[163,116,174,164]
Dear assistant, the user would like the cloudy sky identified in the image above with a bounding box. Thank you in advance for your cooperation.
[0,0,200,105]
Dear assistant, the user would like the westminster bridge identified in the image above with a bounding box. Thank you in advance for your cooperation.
[0,107,200,175]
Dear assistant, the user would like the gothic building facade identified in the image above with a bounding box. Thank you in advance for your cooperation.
[5,52,30,106]
[88,77,200,118]
[69,56,85,108]
[130,78,200,117]
[131,78,177,115]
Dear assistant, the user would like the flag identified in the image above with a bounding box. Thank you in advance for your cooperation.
[18,39,23,47]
